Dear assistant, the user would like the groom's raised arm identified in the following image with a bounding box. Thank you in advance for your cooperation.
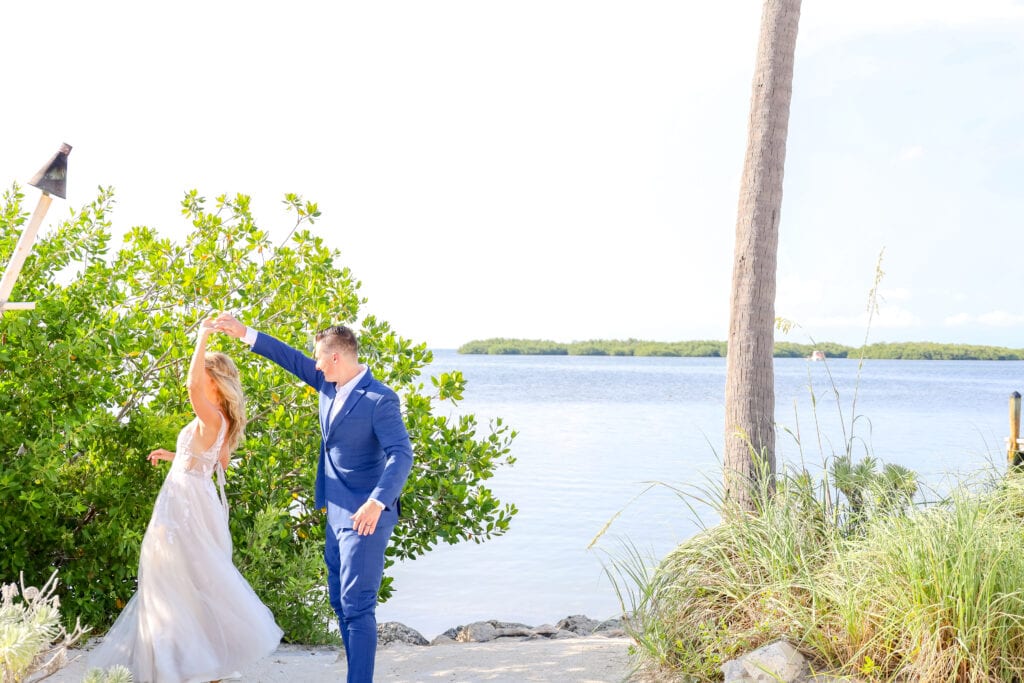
[210,313,322,389]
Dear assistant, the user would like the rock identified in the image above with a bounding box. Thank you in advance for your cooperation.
[378,621,428,647]
[491,620,534,632]
[456,621,497,643]
[417,615,628,646]
[722,659,751,682]
[549,629,581,639]
[593,617,625,637]
[556,615,601,635]
[597,628,627,638]
[529,624,561,638]
[455,620,534,643]
[722,640,809,683]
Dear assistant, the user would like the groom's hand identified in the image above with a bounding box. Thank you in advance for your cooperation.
[351,500,383,536]
[209,313,246,339]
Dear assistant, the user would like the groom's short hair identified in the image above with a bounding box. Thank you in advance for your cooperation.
[316,325,358,358]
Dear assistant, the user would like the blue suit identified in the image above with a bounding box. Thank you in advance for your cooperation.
[251,332,413,682]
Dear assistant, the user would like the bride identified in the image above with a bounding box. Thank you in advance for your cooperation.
[89,322,282,682]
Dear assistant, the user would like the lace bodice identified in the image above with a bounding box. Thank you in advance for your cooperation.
[172,415,229,513]
[173,416,227,477]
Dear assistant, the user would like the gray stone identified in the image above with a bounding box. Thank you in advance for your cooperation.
[723,640,809,683]
[495,632,532,640]
[417,615,626,647]
[456,621,498,643]
[378,621,428,647]
[596,628,627,638]
[722,659,754,682]
[593,617,624,634]
[549,629,581,639]
[556,615,600,635]
[491,620,534,631]
[529,624,561,638]
[455,620,534,643]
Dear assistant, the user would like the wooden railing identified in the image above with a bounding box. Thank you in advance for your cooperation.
[1010,391,1022,468]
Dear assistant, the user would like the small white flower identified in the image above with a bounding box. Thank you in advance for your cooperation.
[2,583,18,602]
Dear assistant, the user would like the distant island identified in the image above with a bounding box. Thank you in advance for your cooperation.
[457,338,1024,361]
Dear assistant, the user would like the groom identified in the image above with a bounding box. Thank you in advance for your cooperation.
[209,314,413,683]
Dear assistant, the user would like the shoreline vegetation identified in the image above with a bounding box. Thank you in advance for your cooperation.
[457,338,1024,360]
[611,460,1024,681]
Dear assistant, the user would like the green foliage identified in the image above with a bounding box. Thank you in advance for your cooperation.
[457,338,568,355]
[458,338,731,357]
[773,341,851,359]
[856,341,1024,360]
[0,185,517,642]
[609,463,838,681]
[459,337,1024,360]
[830,455,917,534]
[814,476,1024,681]
[610,463,1024,682]
[82,666,134,683]
[232,507,338,646]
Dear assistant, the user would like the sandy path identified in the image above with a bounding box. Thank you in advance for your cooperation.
[46,635,634,682]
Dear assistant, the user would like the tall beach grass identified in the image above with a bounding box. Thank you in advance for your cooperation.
[610,463,1024,682]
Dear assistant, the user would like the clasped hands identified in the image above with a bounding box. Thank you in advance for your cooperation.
[203,313,246,339]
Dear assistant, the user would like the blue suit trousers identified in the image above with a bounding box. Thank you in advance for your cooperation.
[325,524,393,683]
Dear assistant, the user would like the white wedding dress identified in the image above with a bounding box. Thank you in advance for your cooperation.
[89,415,283,682]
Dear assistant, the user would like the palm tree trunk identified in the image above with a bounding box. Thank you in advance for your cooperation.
[723,0,802,511]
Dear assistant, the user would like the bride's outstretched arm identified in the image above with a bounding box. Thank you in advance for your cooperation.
[148,448,174,465]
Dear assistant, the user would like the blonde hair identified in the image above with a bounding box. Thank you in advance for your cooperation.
[204,352,246,454]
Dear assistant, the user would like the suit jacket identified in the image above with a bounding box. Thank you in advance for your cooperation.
[251,332,414,532]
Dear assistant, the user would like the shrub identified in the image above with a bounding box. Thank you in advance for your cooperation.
[0,186,517,641]
[610,459,1024,681]
[81,666,133,683]
[0,572,88,683]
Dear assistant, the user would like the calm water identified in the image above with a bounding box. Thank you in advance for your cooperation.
[376,351,1024,638]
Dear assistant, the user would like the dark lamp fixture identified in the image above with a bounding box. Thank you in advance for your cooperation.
[27,142,72,199]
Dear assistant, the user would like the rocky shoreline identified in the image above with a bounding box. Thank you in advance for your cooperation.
[379,614,626,647]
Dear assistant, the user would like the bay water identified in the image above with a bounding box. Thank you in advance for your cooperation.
[376,351,1023,638]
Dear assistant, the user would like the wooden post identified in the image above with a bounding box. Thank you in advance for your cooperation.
[1010,391,1021,469]
[0,193,53,313]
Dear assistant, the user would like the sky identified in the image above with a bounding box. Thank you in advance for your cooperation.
[3,1,1023,349]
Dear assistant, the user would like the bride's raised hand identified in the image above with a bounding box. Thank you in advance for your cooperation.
[208,312,246,339]
[148,448,175,466]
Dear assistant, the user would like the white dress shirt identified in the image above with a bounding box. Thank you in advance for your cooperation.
[242,326,259,347]
[328,365,367,425]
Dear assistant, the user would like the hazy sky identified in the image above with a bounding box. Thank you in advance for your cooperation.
[3,1,1023,349]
